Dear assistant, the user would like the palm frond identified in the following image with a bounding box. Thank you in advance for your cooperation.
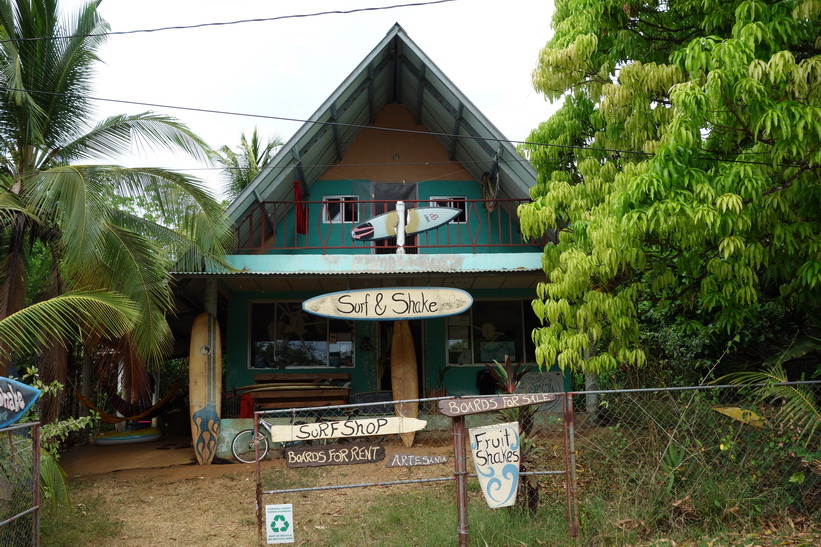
[0,289,139,358]
[59,112,213,163]
[722,364,821,449]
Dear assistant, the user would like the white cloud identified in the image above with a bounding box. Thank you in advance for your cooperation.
[66,0,559,197]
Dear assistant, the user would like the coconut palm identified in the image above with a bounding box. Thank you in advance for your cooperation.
[213,128,283,201]
[0,0,232,402]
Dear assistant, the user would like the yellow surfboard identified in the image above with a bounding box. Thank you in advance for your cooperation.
[189,312,222,464]
[391,320,419,447]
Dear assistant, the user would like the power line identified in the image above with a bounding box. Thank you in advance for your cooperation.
[0,0,460,44]
[0,85,812,170]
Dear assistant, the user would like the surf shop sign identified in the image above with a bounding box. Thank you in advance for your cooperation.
[303,287,472,321]
[0,377,41,428]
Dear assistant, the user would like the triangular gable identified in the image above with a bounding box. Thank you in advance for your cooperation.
[226,23,537,226]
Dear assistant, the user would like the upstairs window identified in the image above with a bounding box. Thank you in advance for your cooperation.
[430,195,467,223]
[323,195,359,223]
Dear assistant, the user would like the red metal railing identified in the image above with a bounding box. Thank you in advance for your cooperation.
[234,198,546,253]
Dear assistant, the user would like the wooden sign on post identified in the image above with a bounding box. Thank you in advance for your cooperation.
[267,416,427,444]
[285,443,385,468]
[437,393,558,417]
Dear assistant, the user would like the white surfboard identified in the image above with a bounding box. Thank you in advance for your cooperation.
[351,207,461,241]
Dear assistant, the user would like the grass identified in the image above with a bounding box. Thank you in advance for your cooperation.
[319,484,574,546]
[41,497,122,546]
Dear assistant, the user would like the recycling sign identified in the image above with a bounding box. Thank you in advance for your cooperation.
[265,504,294,544]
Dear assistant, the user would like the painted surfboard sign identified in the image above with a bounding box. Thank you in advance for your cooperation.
[189,312,222,465]
[303,287,473,321]
[350,207,461,241]
[266,416,427,444]
[0,377,41,428]
[470,422,521,509]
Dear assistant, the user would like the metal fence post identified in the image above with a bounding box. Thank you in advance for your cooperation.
[452,414,469,546]
[563,393,579,537]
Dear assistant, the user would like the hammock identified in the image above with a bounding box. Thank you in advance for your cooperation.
[75,380,180,424]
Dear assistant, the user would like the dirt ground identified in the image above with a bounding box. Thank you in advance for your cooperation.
[55,434,455,546]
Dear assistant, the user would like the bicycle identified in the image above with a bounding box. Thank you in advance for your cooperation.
[231,416,319,463]
[231,410,385,463]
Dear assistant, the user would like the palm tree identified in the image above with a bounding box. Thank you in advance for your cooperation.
[0,0,232,407]
[213,128,282,201]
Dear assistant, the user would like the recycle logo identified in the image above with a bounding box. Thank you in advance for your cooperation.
[270,514,289,533]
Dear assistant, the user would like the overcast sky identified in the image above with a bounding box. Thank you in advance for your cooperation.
[68,0,559,199]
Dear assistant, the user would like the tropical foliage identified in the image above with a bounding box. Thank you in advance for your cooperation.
[0,0,232,404]
[519,0,821,374]
[213,128,282,201]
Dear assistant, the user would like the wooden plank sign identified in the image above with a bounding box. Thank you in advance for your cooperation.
[285,443,385,468]
[302,287,473,321]
[438,393,558,417]
[385,454,449,467]
[267,416,427,444]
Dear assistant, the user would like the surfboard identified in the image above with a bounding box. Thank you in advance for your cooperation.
[350,210,398,241]
[94,427,162,446]
[390,320,419,447]
[350,207,461,241]
[189,312,222,465]
[405,207,462,236]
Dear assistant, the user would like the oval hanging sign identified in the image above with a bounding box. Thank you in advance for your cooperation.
[303,287,473,321]
[0,377,42,428]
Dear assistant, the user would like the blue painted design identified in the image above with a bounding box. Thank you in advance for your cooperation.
[192,404,220,464]
[0,377,41,428]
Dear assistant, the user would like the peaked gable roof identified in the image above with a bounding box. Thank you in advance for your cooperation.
[226,23,537,224]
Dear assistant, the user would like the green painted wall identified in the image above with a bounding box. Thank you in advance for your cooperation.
[223,287,570,399]
[260,179,537,255]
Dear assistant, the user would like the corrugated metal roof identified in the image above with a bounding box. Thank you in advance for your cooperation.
[174,252,543,277]
[225,23,537,226]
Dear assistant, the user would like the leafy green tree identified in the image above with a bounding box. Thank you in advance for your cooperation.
[213,128,282,201]
[0,0,232,399]
[519,0,821,374]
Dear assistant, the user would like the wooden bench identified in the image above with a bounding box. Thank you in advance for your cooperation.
[246,372,351,410]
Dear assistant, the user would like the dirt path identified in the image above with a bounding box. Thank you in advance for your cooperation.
[56,435,454,546]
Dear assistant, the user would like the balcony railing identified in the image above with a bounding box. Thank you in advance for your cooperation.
[234,198,547,253]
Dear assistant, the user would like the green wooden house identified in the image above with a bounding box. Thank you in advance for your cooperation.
[172,24,566,424]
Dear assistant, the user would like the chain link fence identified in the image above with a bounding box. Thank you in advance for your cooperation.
[0,422,40,547]
[249,396,575,543]
[569,382,821,539]
[243,382,819,542]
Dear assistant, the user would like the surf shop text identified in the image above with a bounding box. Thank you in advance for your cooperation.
[439,392,558,417]
[294,417,389,441]
[335,291,439,317]
[472,428,520,466]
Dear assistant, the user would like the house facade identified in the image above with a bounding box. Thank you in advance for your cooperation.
[172,24,566,418]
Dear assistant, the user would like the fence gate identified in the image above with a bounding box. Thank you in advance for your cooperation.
[251,395,577,545]
[0,422,41,547]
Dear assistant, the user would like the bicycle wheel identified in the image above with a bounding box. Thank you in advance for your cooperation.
[232,429,269,463]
